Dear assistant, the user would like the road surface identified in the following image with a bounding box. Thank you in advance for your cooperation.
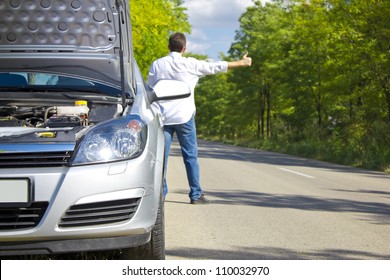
[164,139,390,260]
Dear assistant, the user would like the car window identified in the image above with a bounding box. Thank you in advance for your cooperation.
[0,72,84,86]
[0,72,122,97]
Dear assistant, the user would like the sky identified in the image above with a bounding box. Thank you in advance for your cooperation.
[183,0,269,60]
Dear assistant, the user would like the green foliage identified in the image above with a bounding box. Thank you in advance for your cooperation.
[194,0,390,172]
[130,0,190,77]
[128,0,389,171]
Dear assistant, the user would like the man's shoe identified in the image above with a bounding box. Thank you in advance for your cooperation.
[190,194,210,205]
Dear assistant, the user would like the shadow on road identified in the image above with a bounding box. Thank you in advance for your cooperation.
[167,246,390,260]
[167,188,390,225]
[169,139,390,179]
[204,189,390,225]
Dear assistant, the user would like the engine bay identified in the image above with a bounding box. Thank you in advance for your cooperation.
[0,72,128,142]
[0,103,121,128]
[0,102,123,142]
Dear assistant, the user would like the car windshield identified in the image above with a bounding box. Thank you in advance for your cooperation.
[0,72,122,97]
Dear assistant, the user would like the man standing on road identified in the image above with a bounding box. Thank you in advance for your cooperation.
[148,32,252,204]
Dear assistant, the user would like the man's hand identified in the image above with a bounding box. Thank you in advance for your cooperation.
[242,51,252,67]
[227,51,252,69]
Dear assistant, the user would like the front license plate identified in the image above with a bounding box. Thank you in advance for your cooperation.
[0,179,31,207]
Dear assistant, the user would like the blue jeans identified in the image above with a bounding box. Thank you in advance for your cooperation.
[163,115,202,200]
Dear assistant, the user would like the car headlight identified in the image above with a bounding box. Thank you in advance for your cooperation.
[71,117,147,165]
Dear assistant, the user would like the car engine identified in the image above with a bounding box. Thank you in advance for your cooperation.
[0,102,122,142]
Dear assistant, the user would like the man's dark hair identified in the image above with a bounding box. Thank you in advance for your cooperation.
[169,32,186,52]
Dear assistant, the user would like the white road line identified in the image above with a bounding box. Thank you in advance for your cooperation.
[232,153,247,160]
[278,167,315,179]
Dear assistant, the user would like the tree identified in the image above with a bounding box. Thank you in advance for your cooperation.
[329,0,390,123]
[130,0,190,77]
[229,1,297,140]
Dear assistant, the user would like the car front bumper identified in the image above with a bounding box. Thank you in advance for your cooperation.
[0,232,151,256]
[0,145,163,255]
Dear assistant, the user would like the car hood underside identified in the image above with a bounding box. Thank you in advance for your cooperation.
[0,0,131,87]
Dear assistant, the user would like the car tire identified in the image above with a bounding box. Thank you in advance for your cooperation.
[120,192,165,260]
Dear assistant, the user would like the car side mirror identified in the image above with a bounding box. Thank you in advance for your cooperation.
[148,79,191,104]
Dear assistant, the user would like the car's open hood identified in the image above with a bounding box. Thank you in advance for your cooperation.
[0,0,133,90]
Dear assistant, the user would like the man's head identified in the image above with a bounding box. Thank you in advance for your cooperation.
[169,32,186,53]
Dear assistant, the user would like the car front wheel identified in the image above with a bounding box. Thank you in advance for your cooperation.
[120,193,165,260]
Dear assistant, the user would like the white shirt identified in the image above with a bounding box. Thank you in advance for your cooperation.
[148,52,228,125]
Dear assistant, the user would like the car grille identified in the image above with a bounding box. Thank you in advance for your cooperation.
[59,198,141,228]
[0,151,72,168]
[0,202,49,230]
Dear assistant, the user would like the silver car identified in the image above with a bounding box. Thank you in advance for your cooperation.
[0,0,189,259]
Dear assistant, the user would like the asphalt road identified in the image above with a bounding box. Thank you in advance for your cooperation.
[164,139,390,260]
